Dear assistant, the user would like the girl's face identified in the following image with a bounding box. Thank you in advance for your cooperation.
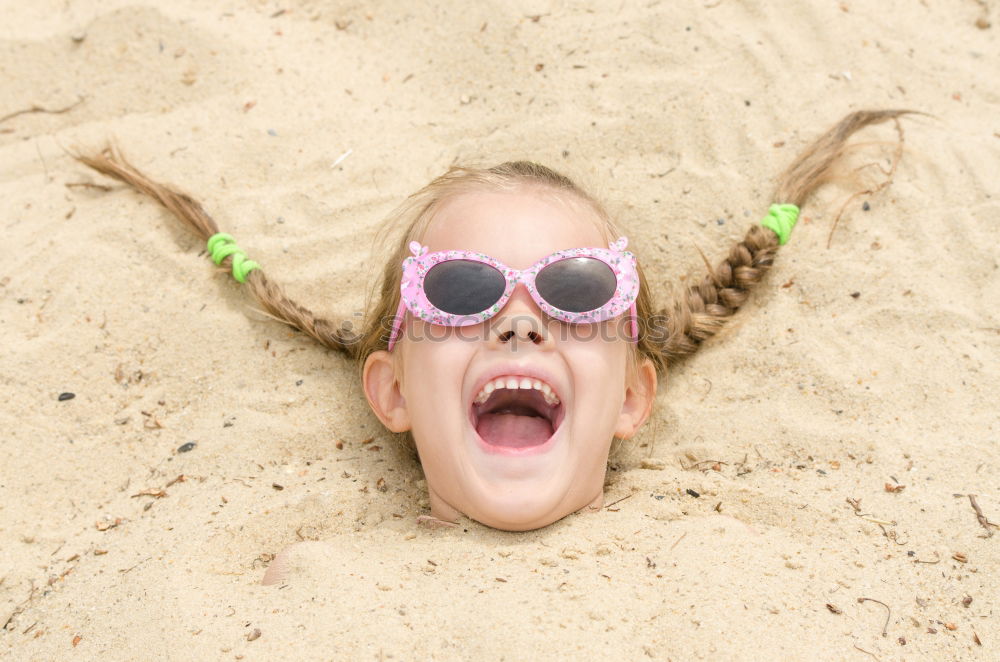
[363,188,656,531]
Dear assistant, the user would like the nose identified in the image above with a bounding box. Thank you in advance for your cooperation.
[488,284,550,349]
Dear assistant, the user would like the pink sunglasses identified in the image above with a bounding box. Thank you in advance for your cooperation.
[387,237,639,350]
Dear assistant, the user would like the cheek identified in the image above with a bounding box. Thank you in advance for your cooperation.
[565,323,629,377]
[398,328,473,424]
[564,332,629,421]
[399,321,463,375]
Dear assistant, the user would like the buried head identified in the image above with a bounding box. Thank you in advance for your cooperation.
[362,181,657,531]
[73,113,910,541]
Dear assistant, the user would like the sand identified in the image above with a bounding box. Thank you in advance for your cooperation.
[2,1,998,660]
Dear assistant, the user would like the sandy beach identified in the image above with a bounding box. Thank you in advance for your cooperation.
[2,1,998,660]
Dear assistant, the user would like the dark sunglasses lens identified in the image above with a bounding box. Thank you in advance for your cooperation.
[536,257,617,313]
[424,260,506,315]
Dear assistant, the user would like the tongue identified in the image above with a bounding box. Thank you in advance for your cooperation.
[477,413,553,448]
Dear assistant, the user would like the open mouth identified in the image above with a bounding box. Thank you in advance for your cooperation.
[470,377,565,453]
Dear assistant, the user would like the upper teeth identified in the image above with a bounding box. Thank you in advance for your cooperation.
[473,376,561,406]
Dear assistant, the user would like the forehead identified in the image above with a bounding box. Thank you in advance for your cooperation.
[420,188,608,269]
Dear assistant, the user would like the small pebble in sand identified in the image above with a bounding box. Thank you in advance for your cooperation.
[58,392,75,401]
[177,442,196,453]
[686,488,700,498]
[862,201,871,211]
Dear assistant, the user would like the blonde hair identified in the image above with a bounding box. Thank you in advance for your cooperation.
[353,161,661,382]
[76,109,911,383]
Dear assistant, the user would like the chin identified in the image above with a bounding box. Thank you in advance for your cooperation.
[429,433,610,531]
[467,490,572,532]
[417,368,616,531]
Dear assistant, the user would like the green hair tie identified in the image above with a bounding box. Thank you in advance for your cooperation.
[760,203,800,245]
[206,233,260,283]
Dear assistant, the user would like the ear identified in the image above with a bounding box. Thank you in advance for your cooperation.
[362,350,411,433]
[614,357,657,439]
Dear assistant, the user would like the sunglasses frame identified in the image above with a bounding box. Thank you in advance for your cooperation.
[387,237,639,350]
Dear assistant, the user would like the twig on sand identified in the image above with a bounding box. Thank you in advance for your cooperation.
[735,453,751,476]
[669,531,687,551]
[118,556,152,574]
[846,497,896,527]
[330,148,353,169]
[0,97,85,125]
[857,597,891,637]
[165,474,186,488]
[2,583,38,631]
[680,458,728,471]
[852,643,880,660]
[877,524,907,545]
[416,515,458,529]
[968,494,998,537]
[65,181,113,192]
[604,493,635,509]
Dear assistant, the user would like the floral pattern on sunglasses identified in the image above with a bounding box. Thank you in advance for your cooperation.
[387,237,639,350]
